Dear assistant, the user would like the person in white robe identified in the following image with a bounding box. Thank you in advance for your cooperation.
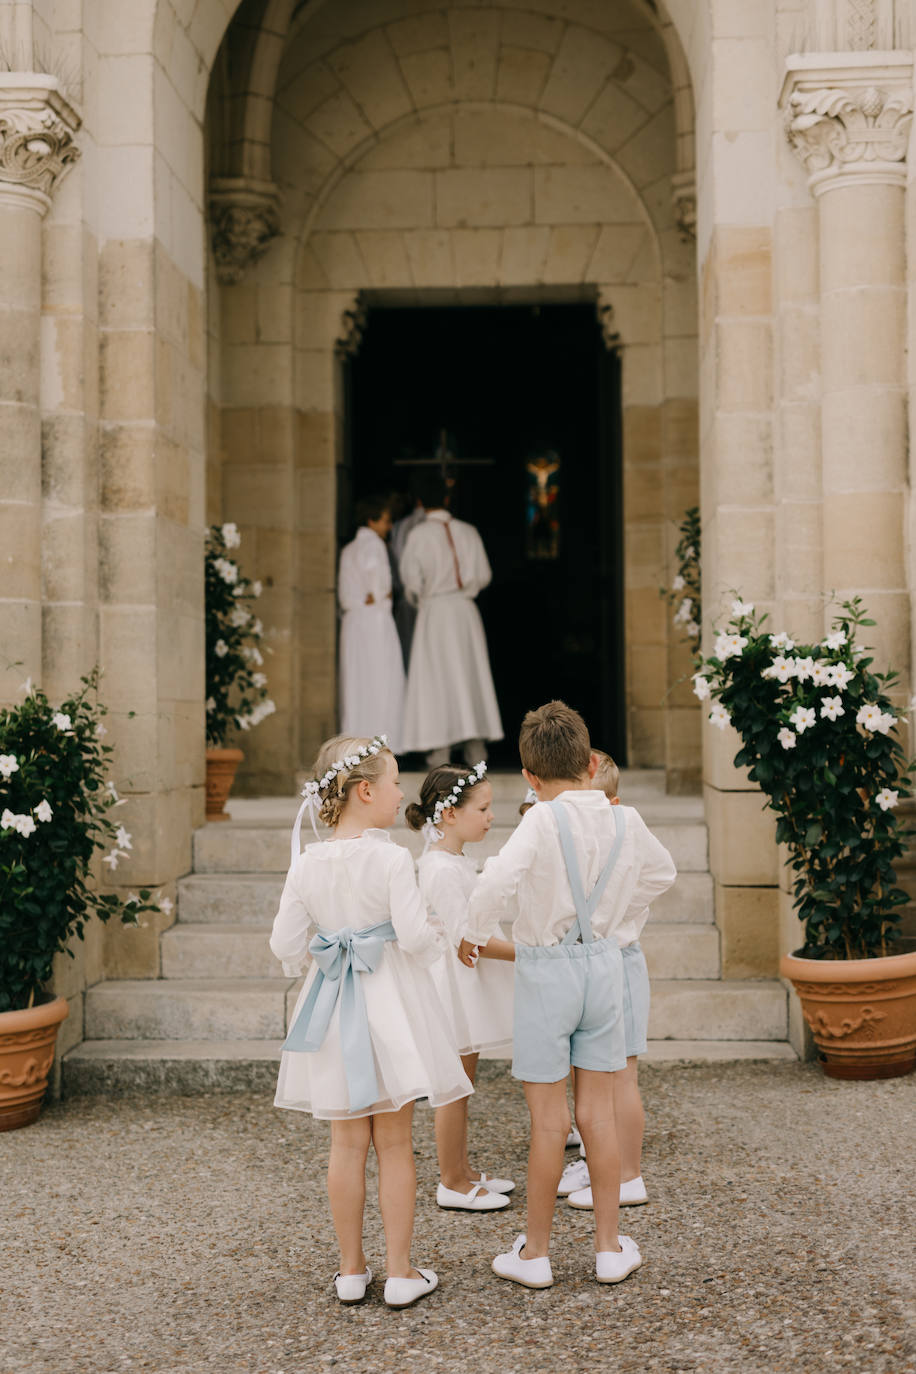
[400,471,503,766]
[389,489,425,667]
[338,496,405,753]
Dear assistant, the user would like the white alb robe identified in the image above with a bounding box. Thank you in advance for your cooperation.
[338,526,405,752]
[400,510,503,752]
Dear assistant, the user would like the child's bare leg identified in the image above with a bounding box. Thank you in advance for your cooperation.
[574,1067,622,1253]
[613,1057,644,1182]
[372,1101,420,1279]
[328,1116,372,1274]
[434,1053,478,1190]
[522,1079,571,1259]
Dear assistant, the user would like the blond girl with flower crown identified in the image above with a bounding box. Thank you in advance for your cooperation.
[406,763,516,1213]
[270,734,472,1310]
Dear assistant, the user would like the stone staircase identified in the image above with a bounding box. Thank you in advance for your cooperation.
[63,770,794,1093]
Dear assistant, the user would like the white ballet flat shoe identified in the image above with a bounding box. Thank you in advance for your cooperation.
[620,1175,649,1206]
[557,1158,590,1196]
[492,1234,554,1289]
[476,1171,516,1194]
[383,1267,438,1308]
[437,1181,511,1211]
[334,1266,371,1303]
[595,1235,641,1284]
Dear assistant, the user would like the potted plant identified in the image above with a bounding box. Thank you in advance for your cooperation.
[205,522,274,819]
[695,597,916,1079]
[0,672,162,1129]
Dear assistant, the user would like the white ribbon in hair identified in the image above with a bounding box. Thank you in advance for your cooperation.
[290,783,322,866]
[420,815,444,855]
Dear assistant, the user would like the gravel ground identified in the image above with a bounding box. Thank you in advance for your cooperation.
[2,1060,914,1374]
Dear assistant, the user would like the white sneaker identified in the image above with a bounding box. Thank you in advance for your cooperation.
[596,1235,641,1284]
[557,1158,590,1196]
[566,1127,582,1149]
[437,1181,511,1211]
[334,1266,371,1303]
[567,1185,593,1210]
[476,1171,516,1194]
[384,1267,438,1308]
[620,1175,649,1206]
[492,1234,554,1289]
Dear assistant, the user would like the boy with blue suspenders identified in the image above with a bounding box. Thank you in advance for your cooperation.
[460,702,675,1288]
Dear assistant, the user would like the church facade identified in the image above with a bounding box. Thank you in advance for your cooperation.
[2,0,914,1058]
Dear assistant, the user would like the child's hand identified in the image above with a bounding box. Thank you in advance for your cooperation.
[457,938,478,968]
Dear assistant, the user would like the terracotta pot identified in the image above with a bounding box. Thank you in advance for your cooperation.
[780,948,916,1080]
[0,995,69,1131]
[205,746,243,821]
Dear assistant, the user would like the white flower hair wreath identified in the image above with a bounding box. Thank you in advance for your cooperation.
[290,734,389,859]
[421,761,488,853]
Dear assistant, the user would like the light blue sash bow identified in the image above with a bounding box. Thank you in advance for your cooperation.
[282,920,397,1112]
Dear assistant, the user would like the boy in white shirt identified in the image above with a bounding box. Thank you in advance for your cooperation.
[460,702,675,1288]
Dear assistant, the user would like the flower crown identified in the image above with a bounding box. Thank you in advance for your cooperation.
[292,734,389,855]
[421,761,487,851]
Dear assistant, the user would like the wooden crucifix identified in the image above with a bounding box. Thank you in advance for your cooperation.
[393,428,495,476]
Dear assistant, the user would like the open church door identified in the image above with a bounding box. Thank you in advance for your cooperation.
[346,303,625,766]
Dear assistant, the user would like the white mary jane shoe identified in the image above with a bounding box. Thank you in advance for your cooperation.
[476,1171,516,1194]
[437,1181,511,1211]
[595,1235,641,1284]
[557,1158,590,1196]
[334,1266,372,1303]
[492,1234,553,1289]
[383,1267,438,1309]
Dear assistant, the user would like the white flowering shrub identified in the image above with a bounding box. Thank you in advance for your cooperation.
[659,506,701,660]
[205,523,275,747]
[0,671,162,1013]
[695,597,914,960]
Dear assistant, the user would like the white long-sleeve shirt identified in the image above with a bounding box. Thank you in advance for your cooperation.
[464,790,676,949]
[338,526,392,614]
[270,831,445,976]
[400,509,492,606]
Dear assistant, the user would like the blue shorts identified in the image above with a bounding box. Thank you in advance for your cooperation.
[511,936,627,1082]
[621,941,650,1057]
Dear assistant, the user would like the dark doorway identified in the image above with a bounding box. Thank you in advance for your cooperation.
[344,302,625,766]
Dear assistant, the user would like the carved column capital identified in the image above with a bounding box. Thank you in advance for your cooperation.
[209,177,281,285]
[671,170,696,242]
[780,52,913,193]
[0,75,81,215]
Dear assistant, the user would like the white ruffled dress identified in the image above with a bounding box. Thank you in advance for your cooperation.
[270,830,473,1119]
[418,849,514,1057]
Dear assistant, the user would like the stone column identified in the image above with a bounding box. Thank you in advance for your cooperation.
[0,75,80,700]
[781,54,912,672]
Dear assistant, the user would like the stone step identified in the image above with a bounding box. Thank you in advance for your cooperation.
[61,1032,795,1096]
[192,818,709,874]
[84,978,295,1042]
[160,920,720,981]
[176,868,714,927]
[83,974,781,1045]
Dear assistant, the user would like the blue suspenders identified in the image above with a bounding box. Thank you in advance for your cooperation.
[547,800,627,945]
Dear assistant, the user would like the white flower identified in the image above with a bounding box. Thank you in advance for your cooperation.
[769,632,795,651]
[708,703,731,730]
[251,580,263,598]
[875,788,899,812]
[105,781,120,803]
[35,799,53,823]
[235,715,251,731]
[820,696,845,722]
[731,599,754,618]
[789,706,816,734]
[251,619,263,638]
[692,674,711,701]
[15,814,36,836]
[125,891,140,906]
[159,896,174,916]
[18,677,33,695]
[793,657,815,683]
[672,574,686,592]
[714,633,747,662]
[876,712,897,736]
[229,607,251,628]
[684,545,696,560]
[831,663,854,690]
[777,727,797,750]
[115,825,133,851]
[764,656,795,684]
[232,584,245,597]
[810,661,832,687]
[214,639,229,658]
[1,808,17,829]
[213,557,239,585]
[686,619,700,639]
[824,629,847,651]
[221,522,241,549]
[206,697,216,713]
[242,646,264,666]
[96,722,108,738]
[0,754,19,780]
[673,597,693,625]
[102,849,125,870]
[52,712,72,732]
[251,672,267,688]
[857,704,884,732]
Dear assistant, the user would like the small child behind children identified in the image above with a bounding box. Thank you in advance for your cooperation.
[461,703,675,1288]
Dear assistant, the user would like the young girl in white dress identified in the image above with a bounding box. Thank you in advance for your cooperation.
[406,763,516,1213]
[270,735,472,1310]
